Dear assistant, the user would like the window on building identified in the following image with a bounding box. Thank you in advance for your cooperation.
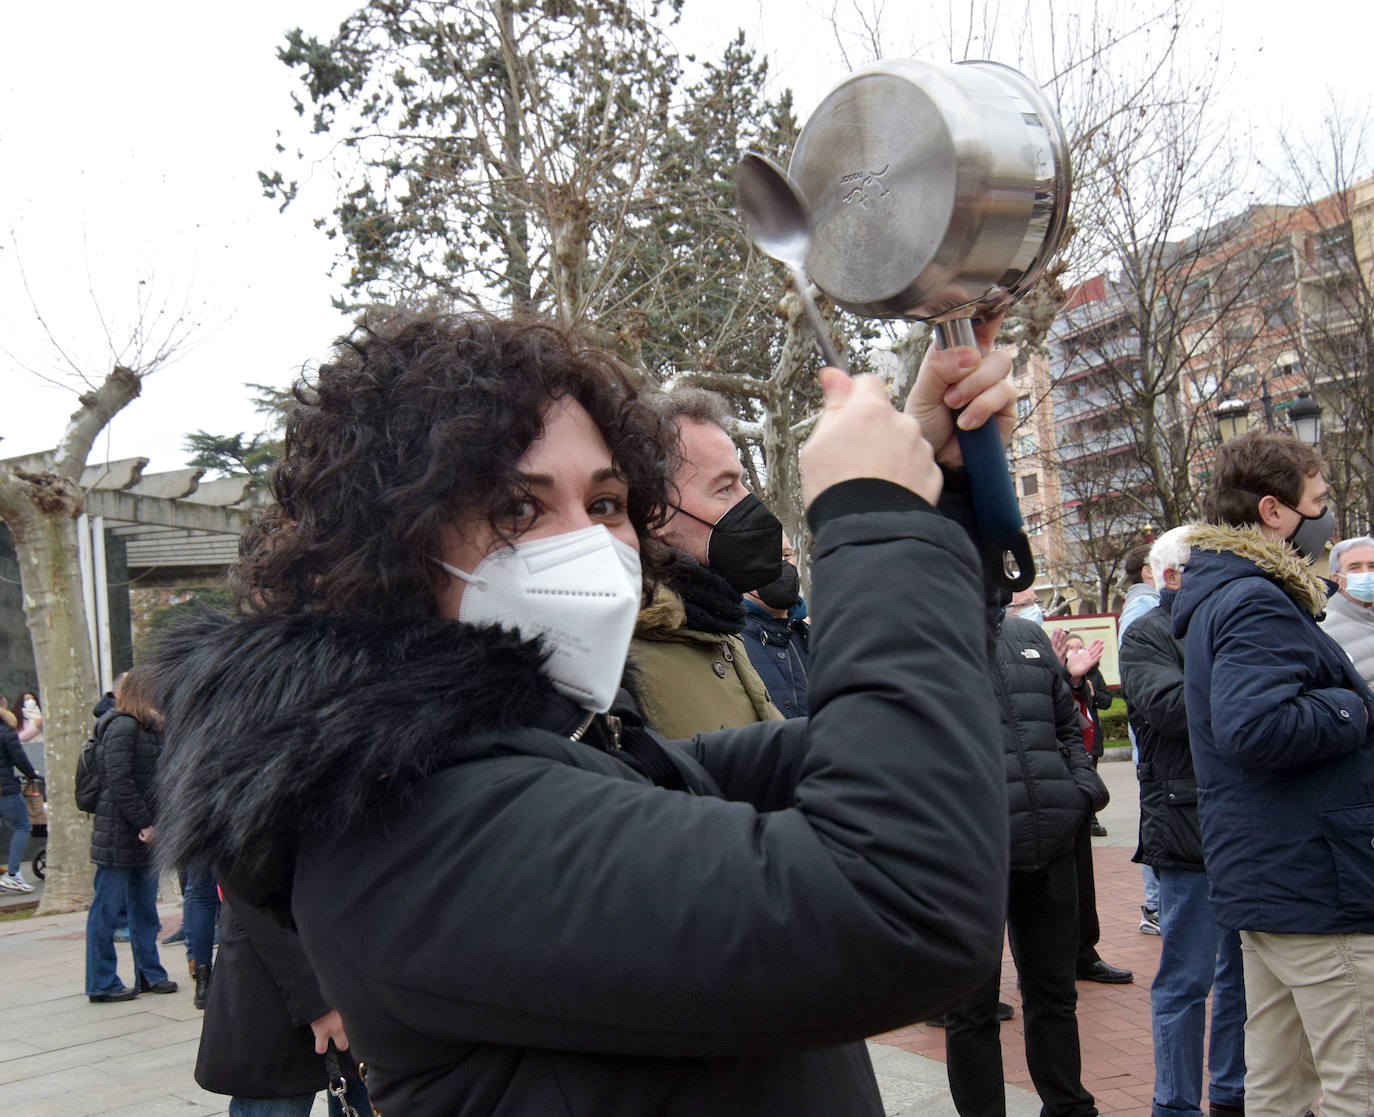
[1022,473,1039,497]
[1016,395,1033,423]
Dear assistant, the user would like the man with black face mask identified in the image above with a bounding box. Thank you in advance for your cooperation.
[740,533,811,717]
[1173,429,1374,1117]
[631,388,785,737]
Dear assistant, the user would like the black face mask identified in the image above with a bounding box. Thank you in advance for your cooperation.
[755,561,801,611]
[674,493,783,593]
[1285,504,1335,564]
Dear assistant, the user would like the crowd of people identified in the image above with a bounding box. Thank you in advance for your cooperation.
[9,305,1372,1117]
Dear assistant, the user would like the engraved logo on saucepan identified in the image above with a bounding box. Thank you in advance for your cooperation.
[839,165,891,206]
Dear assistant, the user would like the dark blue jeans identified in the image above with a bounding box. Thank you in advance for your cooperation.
[85,862,171,995]
[183,857,221,967]
[1,792,31,878]
[946,848,1098,1117]
[1150,867,1246,1116]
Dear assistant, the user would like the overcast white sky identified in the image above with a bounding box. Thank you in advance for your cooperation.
[3,0,1370,475]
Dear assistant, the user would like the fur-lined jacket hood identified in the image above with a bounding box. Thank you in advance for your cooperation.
[150,610,567,889]
[1173,521,1332,639]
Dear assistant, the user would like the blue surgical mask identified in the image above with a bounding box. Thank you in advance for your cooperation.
[1015,603,1044,625]
[1343,572,1374,604]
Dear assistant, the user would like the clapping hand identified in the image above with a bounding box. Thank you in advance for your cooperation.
[1066,639,1105,682]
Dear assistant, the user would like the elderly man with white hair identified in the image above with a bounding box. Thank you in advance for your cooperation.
[1320,534,1374,688]
[1120,525,1247,1117]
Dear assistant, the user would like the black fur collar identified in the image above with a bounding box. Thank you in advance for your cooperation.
[150,610,559,884]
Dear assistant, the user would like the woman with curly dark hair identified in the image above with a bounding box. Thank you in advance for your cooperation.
[152,308,1017,1115]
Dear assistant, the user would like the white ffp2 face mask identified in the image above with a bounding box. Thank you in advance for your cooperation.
[433,524,642,713]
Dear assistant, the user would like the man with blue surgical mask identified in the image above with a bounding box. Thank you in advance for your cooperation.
[1321,535,1374,688]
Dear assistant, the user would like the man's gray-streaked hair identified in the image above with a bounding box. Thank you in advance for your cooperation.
[641,385,733,432]
[1148,526,1194,579]
[1330,536,1374,573]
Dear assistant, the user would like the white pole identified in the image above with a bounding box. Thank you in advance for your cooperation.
[92,516,113,692]
[76,513,99,675]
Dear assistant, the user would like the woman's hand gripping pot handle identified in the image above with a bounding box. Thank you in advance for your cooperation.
[800,369,942,508]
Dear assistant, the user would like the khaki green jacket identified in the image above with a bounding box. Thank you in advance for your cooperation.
[630,584,783,739]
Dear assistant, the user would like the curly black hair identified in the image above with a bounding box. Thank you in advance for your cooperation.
[234,311,672,618]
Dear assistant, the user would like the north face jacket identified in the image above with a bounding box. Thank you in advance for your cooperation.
[1173,522,1374,934]
[996,615,1108,873]
[150,492,1010,1116]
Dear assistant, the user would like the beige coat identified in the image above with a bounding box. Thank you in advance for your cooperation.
[630,584,783,739]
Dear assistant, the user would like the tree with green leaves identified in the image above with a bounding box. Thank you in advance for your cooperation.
[264,1,828,544]
[184,383,293,481]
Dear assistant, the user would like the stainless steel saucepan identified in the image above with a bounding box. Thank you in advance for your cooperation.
[789,57,1072,591]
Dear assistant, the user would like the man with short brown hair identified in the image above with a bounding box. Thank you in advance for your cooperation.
[1175,429,1373,1117]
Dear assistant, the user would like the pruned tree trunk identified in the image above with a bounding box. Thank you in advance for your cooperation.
[1,364,145,913]
[0,476,97,912]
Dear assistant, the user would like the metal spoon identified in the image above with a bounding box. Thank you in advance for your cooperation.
[735,152,846,370]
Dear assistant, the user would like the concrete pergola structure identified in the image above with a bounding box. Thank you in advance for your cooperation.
[0,452,257,694]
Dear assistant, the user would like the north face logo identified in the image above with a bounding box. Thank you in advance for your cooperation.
[1020,648,1041,660]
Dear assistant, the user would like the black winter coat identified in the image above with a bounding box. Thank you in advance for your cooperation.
[197,887,362,1099]
[90,711,161,867]
[1,721,37,797]
[150,494,1010,1117]
[1119,604,1204,871]
[996,616,1109,872]
[740,603,811,717]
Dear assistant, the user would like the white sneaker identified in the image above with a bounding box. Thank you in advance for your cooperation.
[0,873,34,893]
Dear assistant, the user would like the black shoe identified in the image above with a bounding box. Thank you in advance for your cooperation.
[89,984,139,1003]
[1089,818,1108,837]
[137,974,179,995]
[161,927,186,945]
[922,1015,946,1027]
[1076,959,1133,984]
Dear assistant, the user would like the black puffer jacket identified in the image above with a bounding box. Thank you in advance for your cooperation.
[1,718,38,797]
[1119,603,1203,871]
[997,615,1109,872]
[150,495,1010,1117]
[90,711,161,867]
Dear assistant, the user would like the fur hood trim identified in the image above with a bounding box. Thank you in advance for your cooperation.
[149,610,559,880]
[634,582,687,637]
[1186,522,1330,617]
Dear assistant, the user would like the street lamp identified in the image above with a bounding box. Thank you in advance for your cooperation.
[1215,398,1251,442]
[1287,392,1323,447]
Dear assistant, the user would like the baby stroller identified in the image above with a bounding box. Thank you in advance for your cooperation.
[0,776,47,881]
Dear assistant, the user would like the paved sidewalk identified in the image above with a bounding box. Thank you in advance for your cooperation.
[0,765,1156,1116]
